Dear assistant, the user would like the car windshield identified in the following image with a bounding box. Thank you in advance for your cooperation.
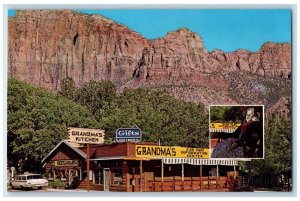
[27,175,42,179]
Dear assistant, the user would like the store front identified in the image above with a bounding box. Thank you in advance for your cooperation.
[42,140,241,192]
[42,141,87,187]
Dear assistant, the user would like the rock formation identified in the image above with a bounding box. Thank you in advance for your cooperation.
[266,97,291,117]
[8,10,291,108]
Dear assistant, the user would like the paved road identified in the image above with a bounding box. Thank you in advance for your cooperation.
[7,188,100,192]
[7,188,47,192]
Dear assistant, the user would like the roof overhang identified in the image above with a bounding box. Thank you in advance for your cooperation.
[89,156,125,161]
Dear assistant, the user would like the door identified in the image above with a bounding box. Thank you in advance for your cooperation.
[103,168,110,191]
[94,168,103,184]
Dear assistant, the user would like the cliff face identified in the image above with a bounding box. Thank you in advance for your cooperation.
[8,10,291,108]
[8,10,148,90]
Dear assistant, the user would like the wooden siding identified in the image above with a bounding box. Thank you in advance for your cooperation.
[44,143,85,173]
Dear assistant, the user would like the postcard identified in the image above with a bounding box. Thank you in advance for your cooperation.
[6,9,292,193]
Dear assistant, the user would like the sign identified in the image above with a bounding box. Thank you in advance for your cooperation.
[135,145,210,159]
[210,122,241,130]
[54,160,79,167]
[116,127,142,142]
[68,127,105,144]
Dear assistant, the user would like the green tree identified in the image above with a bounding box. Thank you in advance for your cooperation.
[7,79,98,172]
[75,80,117,119]
[239,115,292,188]
[59,77,77,100]
[59,80,208,147]
[210,106,242,122]
[98,88,208,147]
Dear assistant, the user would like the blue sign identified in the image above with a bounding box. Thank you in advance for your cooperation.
[116,127,142,142]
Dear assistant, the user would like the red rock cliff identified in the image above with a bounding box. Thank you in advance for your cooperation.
[8,10,291,106]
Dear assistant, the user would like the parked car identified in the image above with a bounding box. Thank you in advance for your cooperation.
[10,173,48,190]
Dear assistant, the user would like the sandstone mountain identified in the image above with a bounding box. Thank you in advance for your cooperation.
[8,10,291,112]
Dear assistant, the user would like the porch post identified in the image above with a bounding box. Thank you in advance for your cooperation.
[161,159,164,191]
[234,165,237,178]
[181,163,184,190]
[216,164,219,189]
[79,168,82,180]
[140,160,143,192]
[182,163,184,181]
[200,165,202,189]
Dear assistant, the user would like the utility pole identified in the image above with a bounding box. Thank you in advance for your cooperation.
[87,144,90,192]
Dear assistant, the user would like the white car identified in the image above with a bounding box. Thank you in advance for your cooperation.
[10,173,48,190]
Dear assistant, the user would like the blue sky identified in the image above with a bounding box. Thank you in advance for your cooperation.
[8,9,291,52]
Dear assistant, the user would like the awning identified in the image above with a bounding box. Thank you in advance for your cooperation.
[163,158,188,164]
[163,158,239,166]
[124,157,151,161]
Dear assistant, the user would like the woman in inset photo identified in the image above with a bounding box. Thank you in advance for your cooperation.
[210,106,264,159]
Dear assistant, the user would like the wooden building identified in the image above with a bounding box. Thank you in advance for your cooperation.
[42,140,241,192]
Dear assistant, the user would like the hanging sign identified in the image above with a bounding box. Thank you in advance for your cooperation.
[67,127,105,144]
[116,126,142,142]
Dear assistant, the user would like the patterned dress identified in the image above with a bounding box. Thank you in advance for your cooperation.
[211,107,262,158]
[211,138,243,158]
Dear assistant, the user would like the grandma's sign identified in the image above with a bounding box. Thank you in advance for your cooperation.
[67,127,105,144]
[135,145,210,159]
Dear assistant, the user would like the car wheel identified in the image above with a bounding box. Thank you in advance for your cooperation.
[21,186,28,191]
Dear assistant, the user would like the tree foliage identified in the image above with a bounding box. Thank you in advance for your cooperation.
[8,77,292,179]
[7,79,98,172]
[58,77,209,148]
[75,80,117,119]
[59,77,76,101]
[98,88,208,147]
[210,106,242,122]
[239,115,292,177]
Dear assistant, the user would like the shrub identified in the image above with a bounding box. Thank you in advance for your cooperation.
[48,179,66,189]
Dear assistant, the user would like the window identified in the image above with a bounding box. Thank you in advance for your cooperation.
[94,168,103,184]
[210,168,217,176]
[219,168,227,177]
[83,170,93,181]
[27,175,42,180]
[113,168,122,185]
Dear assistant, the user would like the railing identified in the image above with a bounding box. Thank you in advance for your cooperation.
[77,177,236,192]
[144,177,230,192]
[78,180,127,191]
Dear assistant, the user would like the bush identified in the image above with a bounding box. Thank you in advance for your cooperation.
[48,179,67,189]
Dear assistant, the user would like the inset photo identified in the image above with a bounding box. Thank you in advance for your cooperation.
[209,105,264,159]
